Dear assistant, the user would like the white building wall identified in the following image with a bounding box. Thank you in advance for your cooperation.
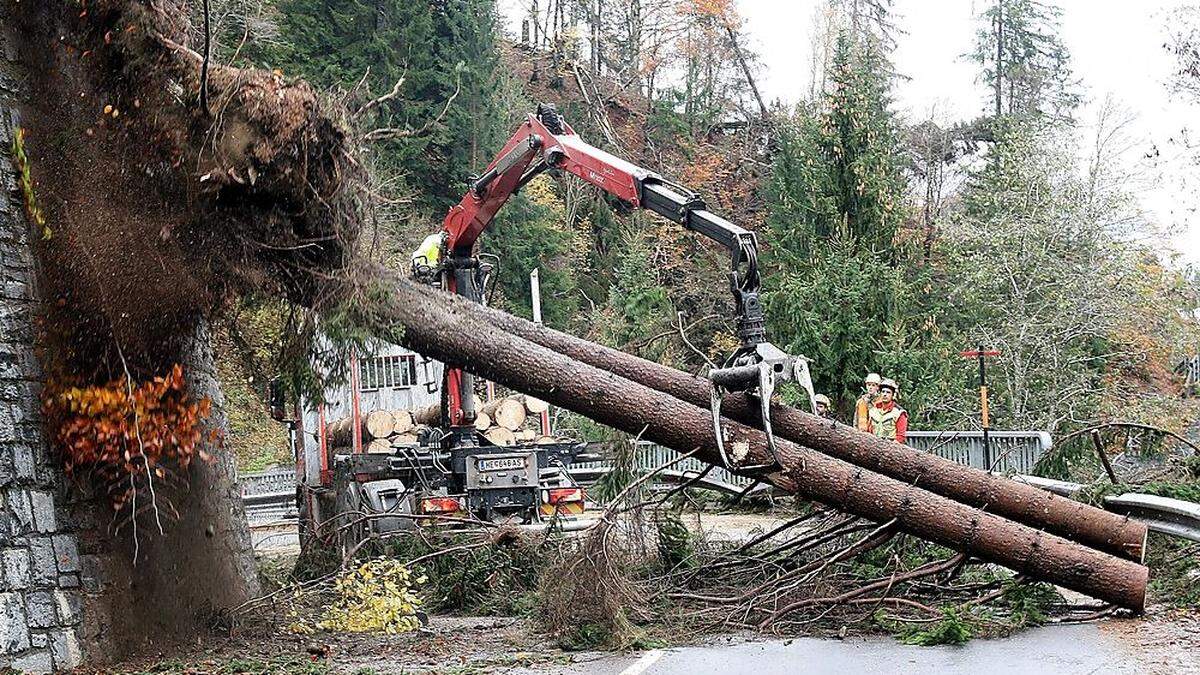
[298,342,444,486]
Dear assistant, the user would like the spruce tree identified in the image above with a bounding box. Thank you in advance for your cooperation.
[764,32,936,415]
[971,0,1080,123]
[268,0,500,214]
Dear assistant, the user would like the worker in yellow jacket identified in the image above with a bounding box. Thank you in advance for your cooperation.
[854,373,882,432]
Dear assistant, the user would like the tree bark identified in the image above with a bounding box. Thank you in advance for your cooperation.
[360,274,1148,610]
[412,403,442,427]
[454,289,1148,562]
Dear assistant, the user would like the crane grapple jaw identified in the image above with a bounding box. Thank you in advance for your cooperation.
[709,342,815,474]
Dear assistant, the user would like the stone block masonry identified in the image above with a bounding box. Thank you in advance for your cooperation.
[0,10,85,671]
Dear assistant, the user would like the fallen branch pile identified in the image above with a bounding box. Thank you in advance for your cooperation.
[328,269,1150,611]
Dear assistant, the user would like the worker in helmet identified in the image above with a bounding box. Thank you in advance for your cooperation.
[411,231,445,282]
[814,393,832,419]
[869,378,908,444]
[854,373,882,432]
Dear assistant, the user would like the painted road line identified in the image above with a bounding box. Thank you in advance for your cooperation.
[619,649,666,675]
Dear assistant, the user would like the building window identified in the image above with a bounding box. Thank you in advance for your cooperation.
[359,354,418,392]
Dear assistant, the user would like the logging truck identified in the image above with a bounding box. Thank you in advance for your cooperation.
[277,343,596,554]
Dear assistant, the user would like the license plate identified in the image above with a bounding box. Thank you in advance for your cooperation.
[478,457,525,472]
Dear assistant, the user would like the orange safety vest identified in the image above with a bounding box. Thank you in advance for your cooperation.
[854,394,873,432]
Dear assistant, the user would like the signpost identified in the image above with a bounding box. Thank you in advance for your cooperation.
[530,269,551,435]
[960,345,1000,470]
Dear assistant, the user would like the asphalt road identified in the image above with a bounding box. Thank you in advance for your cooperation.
[550,623,1195,675]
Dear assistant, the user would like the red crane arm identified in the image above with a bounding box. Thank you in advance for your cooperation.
[435,105,771,434]
[442,111,647,255]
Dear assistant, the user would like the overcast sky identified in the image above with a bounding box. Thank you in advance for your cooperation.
[496,1,1200,264]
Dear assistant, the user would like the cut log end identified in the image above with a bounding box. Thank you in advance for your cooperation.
[524,395,550,414]
[484,427,516,447]
[391,409,415,435]
[365,410,395,438]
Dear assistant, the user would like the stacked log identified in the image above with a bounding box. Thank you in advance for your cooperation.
[365,410,394,439]
[357,271,1150,611]
[392,410,414,435]
[412,403,442,427]
[481,396,527,431]
[484,427,516,446]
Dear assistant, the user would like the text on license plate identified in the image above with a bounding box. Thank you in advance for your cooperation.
[478,457,525,472]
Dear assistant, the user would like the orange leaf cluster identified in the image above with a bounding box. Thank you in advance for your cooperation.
[43,363,219,512]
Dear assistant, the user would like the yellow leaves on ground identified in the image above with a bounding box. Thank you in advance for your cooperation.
[297,559,425,635]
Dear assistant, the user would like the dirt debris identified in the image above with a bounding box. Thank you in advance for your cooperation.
[16,0,363,372]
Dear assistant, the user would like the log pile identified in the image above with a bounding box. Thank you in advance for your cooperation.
[345,269,1152,612]
[325,394,553,452]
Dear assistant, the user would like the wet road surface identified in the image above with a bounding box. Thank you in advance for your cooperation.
[549,623,1195,675]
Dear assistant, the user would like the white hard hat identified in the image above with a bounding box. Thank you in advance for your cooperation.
[880,378,899,391]
[864,373,882,385]
[814,394,831,406]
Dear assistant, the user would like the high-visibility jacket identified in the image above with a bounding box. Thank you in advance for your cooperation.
[869,401,908,444]
[854,394,874,432]
[412,232,443,269]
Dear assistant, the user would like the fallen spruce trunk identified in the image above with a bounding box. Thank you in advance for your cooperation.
[442,293,1147,562]
[362,274,1148,611]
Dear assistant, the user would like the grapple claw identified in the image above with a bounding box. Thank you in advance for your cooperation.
[709,342,810,474]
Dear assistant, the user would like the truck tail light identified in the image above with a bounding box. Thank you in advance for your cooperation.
[420,497,463,514]
[546,488,584,505]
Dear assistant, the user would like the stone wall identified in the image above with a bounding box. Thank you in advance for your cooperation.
[0,93,85,673]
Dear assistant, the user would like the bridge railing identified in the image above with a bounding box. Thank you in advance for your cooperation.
[570,442,758,493]
[572,431,1053,493]
[905,430,1053,475]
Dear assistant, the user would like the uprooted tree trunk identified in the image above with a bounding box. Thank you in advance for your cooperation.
[11,0,362,662]
[439,294,1149,562]
[338,271,1149,611]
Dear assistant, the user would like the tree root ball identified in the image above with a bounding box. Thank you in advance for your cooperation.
[16,0,365,370]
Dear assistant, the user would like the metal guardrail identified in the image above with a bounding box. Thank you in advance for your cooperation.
[570,442,757,492]
[1012,475,1200,543]
[906,430,1053,474]
[238,467,298,523]
[1104,494,1200,543]
[239,466,297,496]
